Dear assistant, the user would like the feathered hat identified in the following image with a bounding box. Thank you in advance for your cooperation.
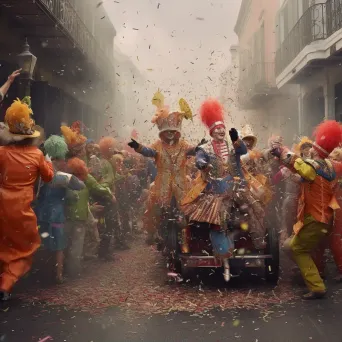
[44,135,69,160]
[199,98,225,136]
[5,97,40,138]
[98,136,116,158]
[151,90,192,136]
[293,136,313,155]
[61,123,87,154]
[312,120,342,158]
[240,124,257,148]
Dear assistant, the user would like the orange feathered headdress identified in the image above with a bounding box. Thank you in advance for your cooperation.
[61,125,87,148]
[199,98,225,135]
[67,157,89,181]
[5,98,40,138]
[313,120,342,157]
[98,136,116,158]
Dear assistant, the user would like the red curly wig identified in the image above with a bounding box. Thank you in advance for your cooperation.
[67,157,89,181]
[313,120,342,157]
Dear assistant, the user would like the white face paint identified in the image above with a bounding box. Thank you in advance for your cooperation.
[211,126,226,142]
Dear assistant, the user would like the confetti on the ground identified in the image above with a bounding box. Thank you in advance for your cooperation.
[20,239,297,317]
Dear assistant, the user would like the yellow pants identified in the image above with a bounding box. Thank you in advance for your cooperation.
[290,220,329,293]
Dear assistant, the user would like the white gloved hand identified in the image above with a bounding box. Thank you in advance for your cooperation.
[56,171,72,181]
[45,154,52,162]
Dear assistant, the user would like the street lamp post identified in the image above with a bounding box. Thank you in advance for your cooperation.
[16,38,37,97]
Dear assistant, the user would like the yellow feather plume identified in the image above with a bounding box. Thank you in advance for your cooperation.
[151,90,164,109]
[179,98,192,120]
[5,98,34,133]
[294,136,313,155]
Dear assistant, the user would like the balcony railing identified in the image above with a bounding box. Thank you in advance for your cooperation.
[275,0,342,77]
[37,0,113,77]
[239,62,276,102]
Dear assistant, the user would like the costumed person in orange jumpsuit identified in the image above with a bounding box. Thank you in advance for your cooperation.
[128,90,195,245]
[0,98,54,301]
[271,120,342,299]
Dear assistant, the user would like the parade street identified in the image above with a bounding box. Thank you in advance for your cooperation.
[1,239,342,342]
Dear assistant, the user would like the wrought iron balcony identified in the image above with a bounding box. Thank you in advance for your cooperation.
[36,0,113,76]
[275,0,342,77]
[238,62,277,107]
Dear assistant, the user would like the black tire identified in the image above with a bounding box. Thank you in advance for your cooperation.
[167,220,182,273]
[264,222,280,284]
[180,261,195,280]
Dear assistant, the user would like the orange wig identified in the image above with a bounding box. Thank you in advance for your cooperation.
[99,136,116,158]
[67,157,89,181]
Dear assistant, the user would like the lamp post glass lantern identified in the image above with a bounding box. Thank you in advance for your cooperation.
[17,38,37,80]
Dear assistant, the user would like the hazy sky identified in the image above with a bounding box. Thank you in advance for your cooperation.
[104,0,242,140]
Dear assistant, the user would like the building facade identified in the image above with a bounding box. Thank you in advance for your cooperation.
[234,0,300,144]
[276,0,342,136]
[0,0,116,138]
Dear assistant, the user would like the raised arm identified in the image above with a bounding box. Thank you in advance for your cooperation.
[128,139,157,158]
[271,149,316,182]
[49,171,85,190]
[0,69,21,102]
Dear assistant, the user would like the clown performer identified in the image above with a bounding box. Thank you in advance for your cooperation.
[271,120,342,299]
[35,135,85,283]
[0,98,54,301]
[128,91,195,245]
[181,98,248,281]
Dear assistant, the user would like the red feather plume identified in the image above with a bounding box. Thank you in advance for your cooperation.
[199,98,224,129]
[313,120,342,155]
[71,121,87,134]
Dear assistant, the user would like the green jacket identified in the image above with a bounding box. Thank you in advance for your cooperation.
[66,174,112,221]
[100,158,115,189]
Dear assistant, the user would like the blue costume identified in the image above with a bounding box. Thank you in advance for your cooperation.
[35,172,85,251]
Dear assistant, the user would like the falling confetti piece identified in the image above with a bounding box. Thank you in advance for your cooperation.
[157,3,160,8]
[38,337,53,342]
[232,319,240,327]
[96,1,103,8]
[240,222,249,231]
[196,17,204,20]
